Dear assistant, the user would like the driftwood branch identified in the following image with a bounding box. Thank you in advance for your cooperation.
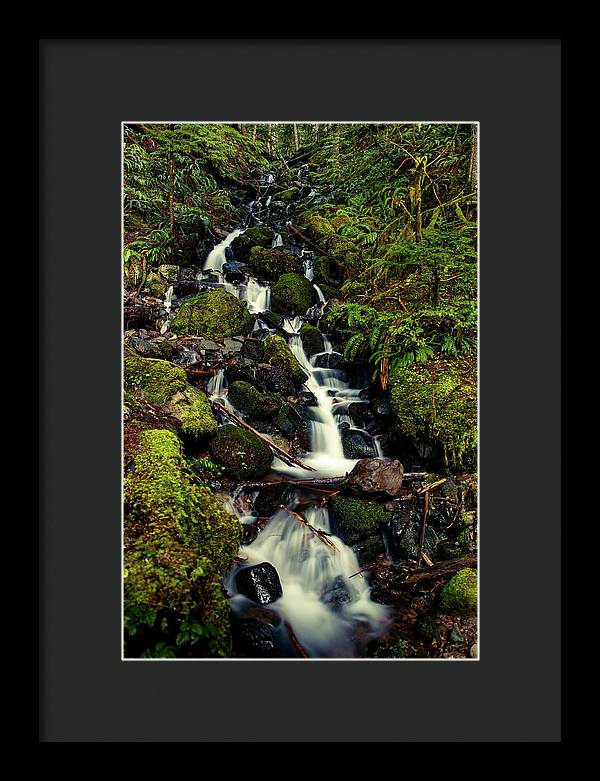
[284,620,309,658]
[282,506,337,551]
[239,472,428,491]
[401,554,476,586]
[211,401,316,472]
[287,223,332,259]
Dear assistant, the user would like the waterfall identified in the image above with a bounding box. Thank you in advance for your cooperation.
[203,228,243,272]
[226,497,389,658]
[272,232,283,248]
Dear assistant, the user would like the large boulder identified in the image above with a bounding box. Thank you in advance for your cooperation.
[228,381,281,418]
[439,568,478,613]
[231,226,274,262]
[235,562,283,604]
[171,288,254,338]
[342,458,404,499]
[247,247,303,281]
[299,322,324,357]
[263,334,309,386]
[328,495,388,565]
[210,424,273,480]
[271,273,318,316]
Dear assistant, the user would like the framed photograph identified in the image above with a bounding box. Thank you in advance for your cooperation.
[39,38,562,742]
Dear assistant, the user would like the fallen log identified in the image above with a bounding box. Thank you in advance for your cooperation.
[238,472,428,491]
[282,506,337,551]
[287,223,330,258]
[401,554,476,586]
[211,401,316,472]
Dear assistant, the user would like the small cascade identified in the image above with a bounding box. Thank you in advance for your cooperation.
[272,232,283,248]
[203,228,243,272]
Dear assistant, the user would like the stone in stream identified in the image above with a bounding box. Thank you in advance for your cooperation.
[230,226,274,262]
[272,401,306,439]
[228,381,281,419]
[341,458,404,499]
[321,576,353,611]
[247,247,303,281]
[126,336,164,359]
[225,358,257,386]
[231,617,277,657]
[328,496,389,566]
[299,322,324,357]
[341,428,379,459]
[235,562,283,605]
[313,351,345,370]
[222,260,251,283]
[157,263,179,281]
[171,288,255,338]
[383,505,439,564]
[210,424,273,480]
[298,388,319,407]
[271,273,318,316]
[173,279,200,298]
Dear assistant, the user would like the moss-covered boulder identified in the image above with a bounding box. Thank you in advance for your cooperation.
[318,284,341,302]
[263,334,308,386]
[231,226,273,262]
[297,211,356,264]
[210,424,273,480]
[124,429,242,658]
[171,386,218,440]
[277,186,299,203]
[247,247,302,281]
[299,323,324,357]
[439,568,478,613]
[145,272,168,298]
[314,256,344,287]
[328,496,389,545]
[389,360,477,471]
[124,357,187,405]
[271,273,317,316]
[228,381,281,418]
[171,288,254,338]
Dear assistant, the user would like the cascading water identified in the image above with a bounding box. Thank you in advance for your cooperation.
[198,174,389,657]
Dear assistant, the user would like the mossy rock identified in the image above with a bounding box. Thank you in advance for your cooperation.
[277,186,299,203]
[299,323,324,357]
[439,568,478,613]
[271,273,317,316]
[124,357,187,405]
[318,284,341,302]
[328,496,389,545]
[263,334,308,385]
[248,247,302,281]
[230,226,273,262]
[145,272,168,298]
[297,211,356,262]
[389,361,477,471]
[210,424,273,480]
[124,429,242,658]
[314,256,344,287]
[228,381,281,418]
[171,288,254,338]
[171,386,218,440]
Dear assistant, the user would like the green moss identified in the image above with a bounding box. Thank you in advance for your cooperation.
[210,424,273,480]
[416,620,441,642]
[124,357,187,405]
[277,186,299,203]
[177,388,218,439]
[389,362,477,470]
[297,211,355,262]
[319,284,341,302]
[263,334,308,385]
[248,247,302,281]
[271,273,317,316]
[171,288,254,338]
[373,639,414,658]
[328,496,389,545]
[228,380,281,418]
[439,568,478,613]
[299,323,324,357]
[230,226,273,262]
[124,429,242,657]
[315,257,343,287]
[145,272,168,298]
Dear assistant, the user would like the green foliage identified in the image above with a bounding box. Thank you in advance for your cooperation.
[123,429,242,657]
[373,639,415,658]
[389,360,477,470]
[415,620,441,642]
[439,568,478,613]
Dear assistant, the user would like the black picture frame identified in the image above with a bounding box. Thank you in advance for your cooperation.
[39,38,562,742]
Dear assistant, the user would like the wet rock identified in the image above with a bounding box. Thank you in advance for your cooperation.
[231,226,274,262]
[373,396,393,417]
[298,389,319,407]
[241,522,260,545]
[179,267,199,280]
[341,428,378,459]
[353,536,386,567]
[313,351,344,369]
[231,617,276,657]
[263,335,308,386]
[304,302,326,324]
[449,625,466,644]
[173,279,200,297]
[321,576,353,610]
[342,458,404,499]
[228,381,281,418]
[126,336,164,358]
[263,365,296,396]
[328,496,389,551]
[254,483,292,516]
[225,358,257,385]
[384,505,439,563]
[241,339,265,363]
[222,260,251,283]
[347,402,375,430]
[235,562,283,605]
[299,323,324,357]
[273,402,306,439]
[257,310,285,333]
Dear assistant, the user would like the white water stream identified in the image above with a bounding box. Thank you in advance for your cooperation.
[199,199,389,656]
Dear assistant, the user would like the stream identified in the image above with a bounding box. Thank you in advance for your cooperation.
[196,171,391,657]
